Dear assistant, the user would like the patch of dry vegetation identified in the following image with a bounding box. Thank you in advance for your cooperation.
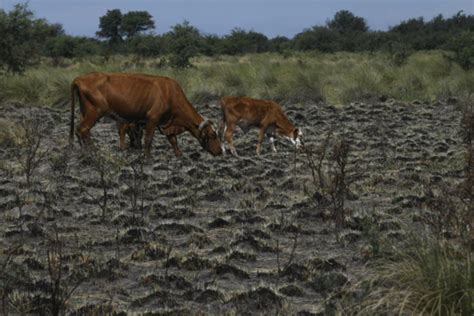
[342,96,474,315]
[0,51,472,107]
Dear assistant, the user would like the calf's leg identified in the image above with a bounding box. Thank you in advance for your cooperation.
[269,136,277,153]
[224,122,238,156]
[217,120,226,154]
[256,127,267,156]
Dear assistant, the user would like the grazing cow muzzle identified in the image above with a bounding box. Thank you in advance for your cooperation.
[199,121,223,156]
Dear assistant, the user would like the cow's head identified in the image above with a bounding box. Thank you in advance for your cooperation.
[198,120,223,156]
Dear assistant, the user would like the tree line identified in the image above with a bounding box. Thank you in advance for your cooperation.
[0,3,473,72]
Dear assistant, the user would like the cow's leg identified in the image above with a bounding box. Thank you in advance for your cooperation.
[166,134,182,157]
[224,122,238,156]
[143,120,158,159]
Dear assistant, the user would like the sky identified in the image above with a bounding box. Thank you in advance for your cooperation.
[1,0,473,38]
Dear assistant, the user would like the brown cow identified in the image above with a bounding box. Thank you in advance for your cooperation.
[218,96,302,156]
[70,72,222,157]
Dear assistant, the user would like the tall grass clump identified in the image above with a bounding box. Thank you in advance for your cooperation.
[346,233,472,315]
[217,65,248,97]
[0,51,473,107]
[254,61,280,99]
[0,72,48,105]
[290,53,326,102]
[0,118,26,147]
[272,65,325,103]
[444,69,474,99]
[336,61,384,104]
[46,71,78,107]
[386,51,474,101]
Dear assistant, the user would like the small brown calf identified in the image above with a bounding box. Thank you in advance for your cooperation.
[218,96,302,156]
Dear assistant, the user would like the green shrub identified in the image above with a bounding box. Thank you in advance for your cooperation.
[166,21,202,68]
[0,3,63,73]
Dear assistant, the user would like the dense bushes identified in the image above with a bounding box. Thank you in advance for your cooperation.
[0,3,63,73]
[1,3,473,73]
[449,31,474,70]
[45,36,102,60]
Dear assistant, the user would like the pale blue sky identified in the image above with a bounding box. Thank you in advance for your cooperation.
[1,0,473,38]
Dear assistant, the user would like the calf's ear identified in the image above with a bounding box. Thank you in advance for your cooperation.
[293,128,301,139]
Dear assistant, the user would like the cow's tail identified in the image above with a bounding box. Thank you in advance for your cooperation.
[69,83,77,144]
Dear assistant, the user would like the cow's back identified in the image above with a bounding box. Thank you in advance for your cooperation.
[73,72,184,119]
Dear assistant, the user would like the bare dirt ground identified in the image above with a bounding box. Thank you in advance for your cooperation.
[0,98,465,314]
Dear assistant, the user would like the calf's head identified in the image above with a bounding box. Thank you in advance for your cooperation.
[281,127,303,149]
[198,120,223,156]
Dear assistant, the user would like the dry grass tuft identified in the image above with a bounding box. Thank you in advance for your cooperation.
[344,233,472,315]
